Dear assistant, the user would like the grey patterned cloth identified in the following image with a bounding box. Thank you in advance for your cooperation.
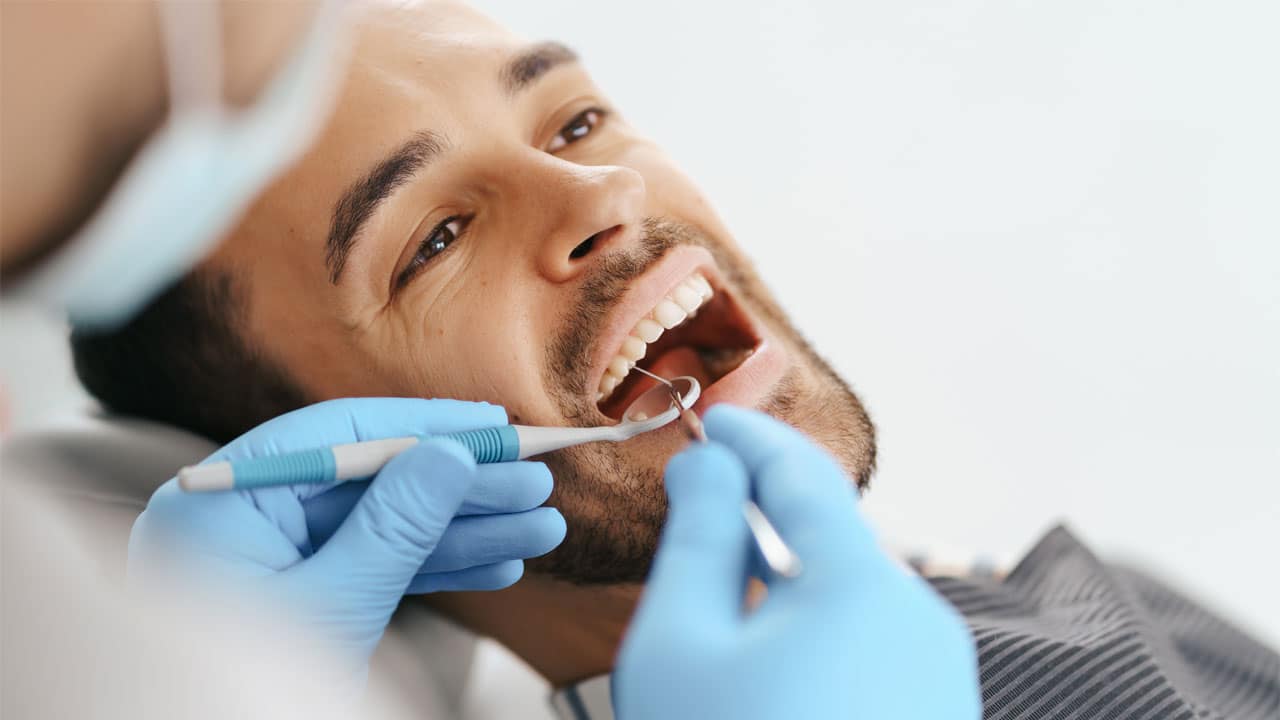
[554,526,1279,720]
[926,526,1280,720]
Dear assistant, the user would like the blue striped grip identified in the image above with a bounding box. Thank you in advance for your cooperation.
[230,448,337,489]
[439,425,520,463]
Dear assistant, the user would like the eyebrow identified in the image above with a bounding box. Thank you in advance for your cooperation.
[325,131,446,283]
[502,41,579,95]
[324,41,579,284]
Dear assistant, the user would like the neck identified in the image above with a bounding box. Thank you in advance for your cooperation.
[424,576,642,687]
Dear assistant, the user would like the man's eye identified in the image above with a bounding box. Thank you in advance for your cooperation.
[547,108,606,152]
[397,216,466,289]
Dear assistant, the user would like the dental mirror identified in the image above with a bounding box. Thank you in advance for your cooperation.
[623,375,700,423]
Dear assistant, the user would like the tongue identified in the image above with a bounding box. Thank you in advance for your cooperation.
[645,346,713,389]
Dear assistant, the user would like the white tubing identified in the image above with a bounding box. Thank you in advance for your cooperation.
[513,425,620,459]
[178,463,234,492]
[331,437,420,480]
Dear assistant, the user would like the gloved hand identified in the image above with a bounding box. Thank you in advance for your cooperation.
[129,397,565,684]
[615,406,981,720]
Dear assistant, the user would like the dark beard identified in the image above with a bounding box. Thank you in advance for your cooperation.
[530,218,876,585]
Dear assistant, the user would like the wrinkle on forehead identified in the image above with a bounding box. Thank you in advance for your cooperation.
[338,3,529,121]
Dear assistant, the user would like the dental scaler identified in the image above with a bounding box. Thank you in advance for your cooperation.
[178,370,801,580]
[177,377,701,492]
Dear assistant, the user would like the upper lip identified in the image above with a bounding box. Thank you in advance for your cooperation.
[587,245,723,410]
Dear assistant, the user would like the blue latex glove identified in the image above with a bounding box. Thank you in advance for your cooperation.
[615,406,981,720]
[129,397,565,681]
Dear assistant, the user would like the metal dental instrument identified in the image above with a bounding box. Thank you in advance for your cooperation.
[633,367,803,579]
[633,367,706,443]
[179,379,701,492]
[740,501,803,579]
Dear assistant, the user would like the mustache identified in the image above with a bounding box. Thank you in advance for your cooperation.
[544,217,704,421]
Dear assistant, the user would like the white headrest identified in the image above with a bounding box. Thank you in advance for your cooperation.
[1,413,217,577]
[2,413,216,501]
[1,414,479,713]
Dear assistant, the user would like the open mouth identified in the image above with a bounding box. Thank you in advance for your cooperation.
[596,271,760,420]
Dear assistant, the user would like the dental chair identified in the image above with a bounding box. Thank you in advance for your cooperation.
[0,410,479,719]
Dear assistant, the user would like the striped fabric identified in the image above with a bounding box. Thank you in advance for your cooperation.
[927,526,1280,720]
[552,526,1279,720]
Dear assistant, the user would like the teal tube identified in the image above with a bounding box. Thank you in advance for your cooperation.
[215,426,518,492]
[231,448,337,489]
[440,425,520,463]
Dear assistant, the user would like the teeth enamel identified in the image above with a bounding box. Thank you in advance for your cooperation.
[621,336,647,362]
[653,299,687,329]
[691,275,713,299]
[608,356,633,377]
[600,372,622,397]
[671,284,702,313]
[634,318,664,343]
[598,272,716,403]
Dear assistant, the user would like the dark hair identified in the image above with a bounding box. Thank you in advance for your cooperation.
[71,271,309,444]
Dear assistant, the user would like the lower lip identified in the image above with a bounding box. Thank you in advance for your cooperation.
[692,334,788,414]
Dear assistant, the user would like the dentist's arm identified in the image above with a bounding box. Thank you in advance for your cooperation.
[615,406,981,720]
[128,398,566,686]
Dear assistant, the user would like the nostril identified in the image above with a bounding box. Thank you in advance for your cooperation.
[569,233,599,260]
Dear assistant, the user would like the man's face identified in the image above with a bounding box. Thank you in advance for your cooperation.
[212,0,875,583]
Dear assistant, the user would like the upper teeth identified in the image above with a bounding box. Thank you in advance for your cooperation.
[597,272,714,402]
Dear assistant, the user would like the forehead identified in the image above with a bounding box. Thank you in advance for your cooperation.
[289,0,559,207]
[343,2,525,113]
[236,1,544,255]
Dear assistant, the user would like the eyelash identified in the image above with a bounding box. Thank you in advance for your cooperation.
[394,108,609,290]
[547,107,609,152]
[396,215,468,290]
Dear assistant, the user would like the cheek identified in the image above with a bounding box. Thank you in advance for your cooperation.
[396,282,564,425]
[240,261,379,401]
[619,143,738,247]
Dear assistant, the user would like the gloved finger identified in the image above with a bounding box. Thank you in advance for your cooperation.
[129,479,304,585]
[702,405,874,578]
[407,559,526,594]
[241,483,315,554]
[302,462,555,551]
[298,438,475,595]
[210,397,507,462]
[634,442,751,635]
[301,480,370,550]
[417,507,565,573]
[460,461,554,515]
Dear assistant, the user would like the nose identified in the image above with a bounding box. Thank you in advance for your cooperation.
[528,162,646,283]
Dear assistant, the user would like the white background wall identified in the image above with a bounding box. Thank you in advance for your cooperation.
[3,0,1276,648]
[471,0,1280,644]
